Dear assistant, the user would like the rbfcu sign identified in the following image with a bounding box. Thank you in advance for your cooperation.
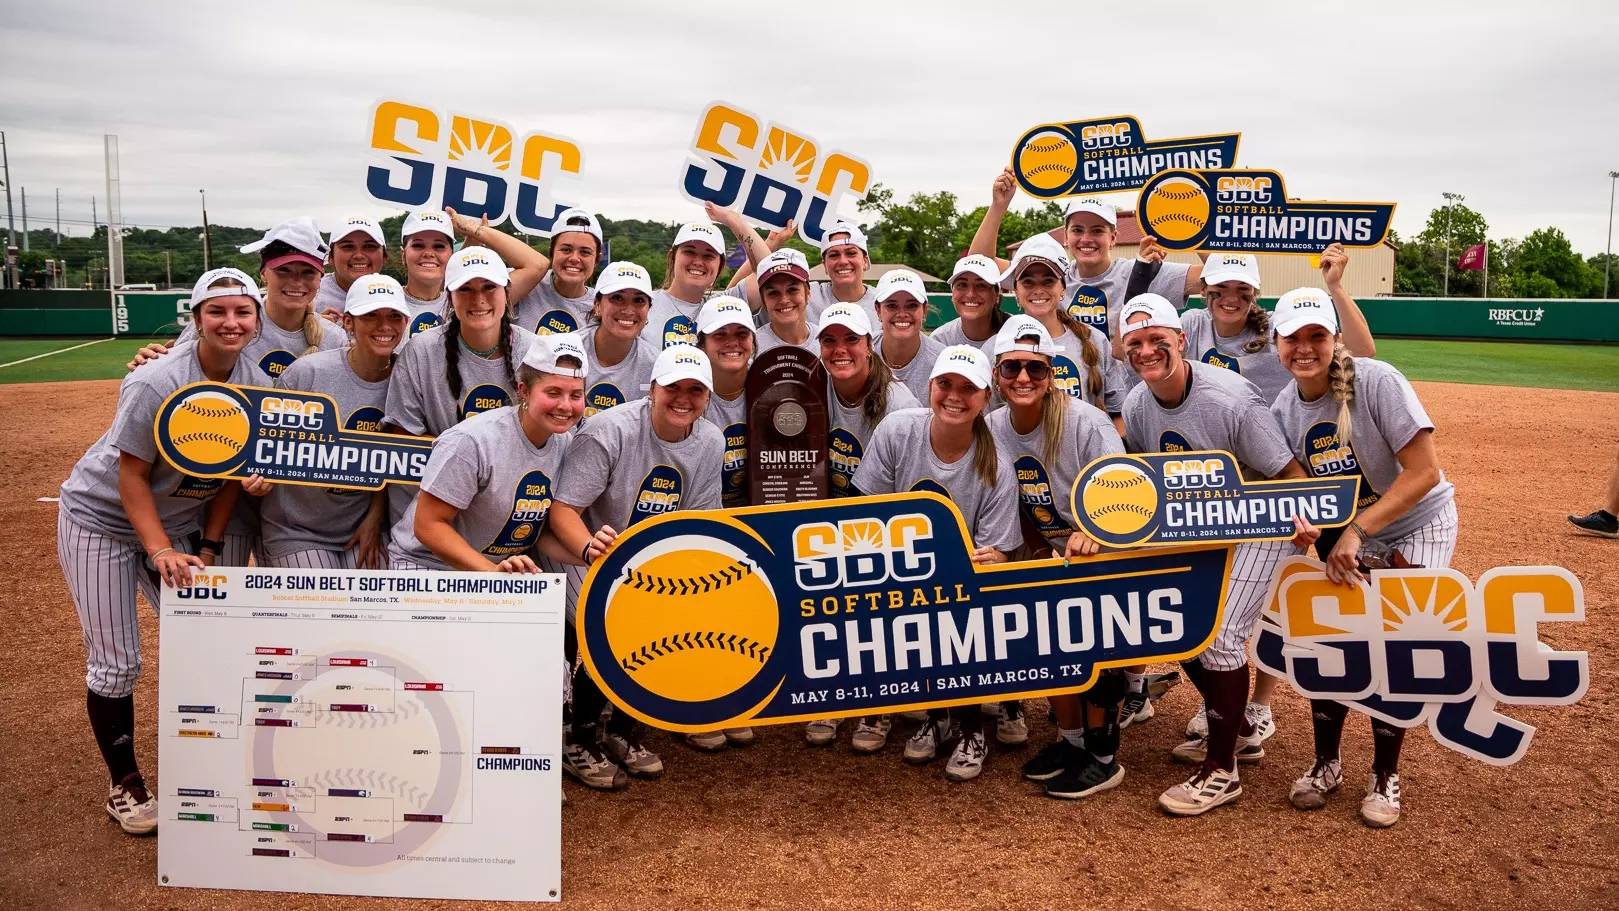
[365,100,583,237]
[578,492,1234,732]
[679,101,872,246]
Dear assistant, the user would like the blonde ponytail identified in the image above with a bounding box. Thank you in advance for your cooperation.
[1075,328,1106,410]
[300,305,324,356]
[1039,383,1068,467]
[970,412,1000,488]
[1327,343,1356,442]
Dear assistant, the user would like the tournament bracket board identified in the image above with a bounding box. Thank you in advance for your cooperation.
[156,567,563,902]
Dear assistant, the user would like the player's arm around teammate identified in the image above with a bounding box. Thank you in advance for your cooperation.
[872,269,946,403]
[545,345,726,784]
[1270,289,1458,828]
[55,269,273,836]
[695,295,758,509]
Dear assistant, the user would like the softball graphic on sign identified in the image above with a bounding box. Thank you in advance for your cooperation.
[1014,129,1079,194]
[1009,115,1240,198]
[1141,176,1213,245]
[165,388,253,469]
[1135,168,1396,255]
[1079,460,1159,537]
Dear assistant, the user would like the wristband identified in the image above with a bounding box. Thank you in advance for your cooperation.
[1349,520,1370,541]
[581,541,592,563]
[146,546,175,571]
[199,537,224,555]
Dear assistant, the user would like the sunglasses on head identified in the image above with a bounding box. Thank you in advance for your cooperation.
[996,360,1052,381]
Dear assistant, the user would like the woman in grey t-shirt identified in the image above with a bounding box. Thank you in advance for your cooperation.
[576,262,660,419]
[1000,235,1122,420]
[696,295,757,509]
[815,302,921,501]
[399,210,454,337]
[872,268,945,404]
[929,254,1009,354]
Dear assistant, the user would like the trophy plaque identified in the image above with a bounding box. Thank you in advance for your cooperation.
[745,346,828,505]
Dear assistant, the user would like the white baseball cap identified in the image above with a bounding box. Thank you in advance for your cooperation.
[240,217,328,269]
[1119,293,1184,334]
[949,254,1001,286]
[1201,253,1262,290]
[446,247,511,291]
[875,268,928,305]
[819,221,868,254]
[815,301,874,339]
[992,313,1060,357]
[1000,235,1072,290]
[401,210,455,242]
[189,267,263,307]
[551,208,603,244]
[651,343,714,390]
[930,344,994,390]
[595,261,654,297]
[672,222,725,256]
[520,331,590,379]
[697,295,755,335]
[1273,288,1339,337]
[1063,197,1118,227]
[328,216,386,248]
[758,248,811,285]
[344,274,410,317]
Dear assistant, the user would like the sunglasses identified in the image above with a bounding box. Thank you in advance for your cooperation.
[996,360,1052,381]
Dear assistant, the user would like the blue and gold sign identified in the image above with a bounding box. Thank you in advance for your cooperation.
[1137,168,1396,255]
[1011,115,1240,198]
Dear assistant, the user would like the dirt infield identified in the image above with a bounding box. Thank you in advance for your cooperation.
[2,379,1614,911]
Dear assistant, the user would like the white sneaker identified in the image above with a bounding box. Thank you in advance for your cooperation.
[1185,703,1208,739]
[723,727,755,746]
[944,731,988,781]
[563,742,629,790]
[1159,767,1242,816]
[1170,731,1264,765]
[106,774,158,836]
[904,718,955,764]
[850,716,892,753]
[684,730,728,753]
[1289,757,1343,810]
[1361,772,1403,828]
[804,718,840,746]
[1118,690,1154,729]
[1245,703,1276,742]
[603,731,665,778]
[994,703,1028,745]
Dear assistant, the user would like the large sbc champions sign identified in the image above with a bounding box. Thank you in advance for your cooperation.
[578,493,1236,733]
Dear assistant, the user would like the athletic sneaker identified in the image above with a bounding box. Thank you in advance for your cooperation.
[1118,690,1154,729]
[1245,703,1276,742]
[804,718,840,746]
[106,773,158,835]
[604,731,665,778]
[1568,510,1619,538]
[944,731,989,781]
[995,702,1028,745]
[1159,767,1242,816]
[1022,738,1088,781]
[1170,731,1264,765]
[904,717,956,764]
[850,716,892,753]
[723,727,755,746]
[1289,756,1344,810]
[684,731,728,753]
[563,742,630,790]
[1361,772,1403,828]
[1185,703,1208,739]
[1044,756,1124,800]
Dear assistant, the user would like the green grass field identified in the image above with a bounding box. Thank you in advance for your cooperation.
[1,335,1616,392]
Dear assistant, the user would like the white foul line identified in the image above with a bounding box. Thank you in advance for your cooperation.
[0,337,116,370]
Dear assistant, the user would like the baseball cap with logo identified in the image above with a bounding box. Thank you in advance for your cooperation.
[819,221,869,254]
[815,301,874,339]
[401,210,455,242]
[344,274,410,317]
[551,208,604,244]
[1272,288,1339,337]
[595,261,654,298]
[329,216,386,248]
[697,296,755,335]
[929,344,994,390]
[758,248,811,285]
[520,331,590,379]
[1118,293,1184,334]
[671,222,725,256]
[651,343,714,390]
[189,267,263,309]
[876,268,928,305]
[1000,234,1072,290]
[240,217,328,271]
[1201,253,1262,290]
[992,313,1060,357]
[446,247,511,291]
[1063,198,1118,227]
[949,254,1002,286]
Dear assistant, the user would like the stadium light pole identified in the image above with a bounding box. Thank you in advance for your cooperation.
[200,189,212,270]
[1441,192,1464,297]
[1605,171,1617,300]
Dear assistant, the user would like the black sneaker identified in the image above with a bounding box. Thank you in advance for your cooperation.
[1044,756,1125,800]
[1021,738,1087,782]
[1568,510,1619,538]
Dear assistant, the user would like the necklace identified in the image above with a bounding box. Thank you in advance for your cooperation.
[462,337,502,359]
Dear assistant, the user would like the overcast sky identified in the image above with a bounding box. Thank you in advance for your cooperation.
[4,1,1618,254]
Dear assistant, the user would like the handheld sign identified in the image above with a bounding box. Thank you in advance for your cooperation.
[679,101,872,247]
[577,492,1234,733]
[155,382,432,490]
[1137,168,1396,255]
[1010,115,1240,198]
[1252,556,1588,766]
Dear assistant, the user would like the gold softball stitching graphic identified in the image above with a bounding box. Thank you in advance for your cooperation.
[1016,128,1078,193]
[604,542,778,703]
[1142,176,1211,244]
[168,390,251,465]
[1081,463,1160,536]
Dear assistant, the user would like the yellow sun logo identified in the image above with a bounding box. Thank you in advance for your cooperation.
[1377,574,1470,635]
[838,518,888,555]
[756,127,817,185]
[447,116,513,171]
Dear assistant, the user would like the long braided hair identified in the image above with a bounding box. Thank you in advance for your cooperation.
[1326,342,1357,442]
[443,290,517,410]
[1241,305,1272,354]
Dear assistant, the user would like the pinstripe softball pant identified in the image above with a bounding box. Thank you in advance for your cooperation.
[1200,538,1298,671]
[261,548,357,570]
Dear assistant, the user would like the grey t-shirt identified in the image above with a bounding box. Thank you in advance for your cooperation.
[314,273,347,315]
[703,387,751,508]
[1064,257,1191,342]
[1123,361,1294,480]
[579,326,658,419]
[405,289,447,337]
[755,321,816,355]
[987,395,1124,543]
[1050,323,1127,414]
[177,311,348,381]
[827,378,922,496]
[807,281,880,329]
[59,342,271,540]
[875,334,946,405]
[388,407,572,569]
[556,396,724,530]
[384,323,538,436]
[1180,308,1293,405]
[851,408,1022,554]
[642,289,706,350]
[260,348,391,558]
[930,317,999,355]
[1270,357,1455,541]
[515,272,595,336]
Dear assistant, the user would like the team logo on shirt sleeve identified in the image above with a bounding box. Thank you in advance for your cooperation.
[722,422,748,505]
[1050,355,1082,399]
[661,315,697,349]
[482,469,554,557]
[1014,456,1073,535]
[536,309,580,335]
[631,464,684,526]
[1199,348,1240,372]
[1304,421,1379,510]
[409,311,443,336]
[1067,285,1108,336]
[828,428,862,496]
[258,350,297,378]
[460,383,512,419]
